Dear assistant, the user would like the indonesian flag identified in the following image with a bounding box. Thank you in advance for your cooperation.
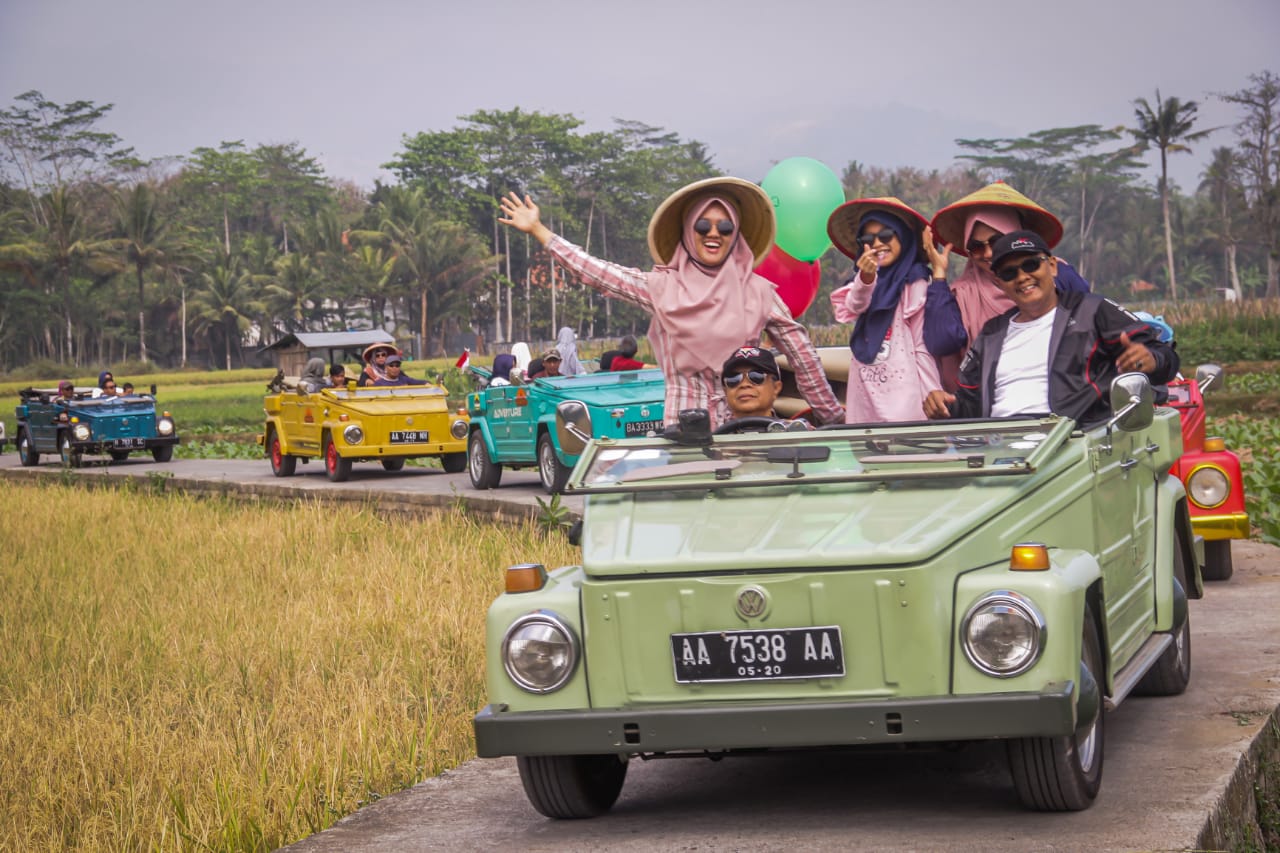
[454,348,470,370]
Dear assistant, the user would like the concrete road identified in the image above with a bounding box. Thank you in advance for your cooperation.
[3,453,1277,850]
[281,546,1280,853]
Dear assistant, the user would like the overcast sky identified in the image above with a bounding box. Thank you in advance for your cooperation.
[2,0,1277,197]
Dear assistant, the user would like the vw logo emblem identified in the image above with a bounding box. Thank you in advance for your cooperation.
[406,417,414,425]
[736,586,767,619]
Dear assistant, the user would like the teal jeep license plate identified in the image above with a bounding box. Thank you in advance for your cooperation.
[671,626,844,683]
[624,419,663,437]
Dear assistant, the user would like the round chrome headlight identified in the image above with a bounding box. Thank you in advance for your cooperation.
[502,611,579,693]
[961,591,1046,678]
[72,423,91,441]
[1187,465,1229,508]
[157,417,175,436]
[342,424,364,445]
[450,418,468,440]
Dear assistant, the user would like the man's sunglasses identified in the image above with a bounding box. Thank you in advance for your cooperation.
[694,218,735,236]
[995,256,1048,282]
[966,235,1002,253]
[723,370,771,388]
[856,228,897,248]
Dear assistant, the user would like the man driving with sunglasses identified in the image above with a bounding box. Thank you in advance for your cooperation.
[923,231,1177,427]
[722,346,786,420]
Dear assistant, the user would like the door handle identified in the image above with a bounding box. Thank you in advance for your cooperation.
[1120,458,1139,471]
[1143,442,1160,455]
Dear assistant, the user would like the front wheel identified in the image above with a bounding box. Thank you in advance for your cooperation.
[1202,540,1234,581]
[517,754,628,819]
[381,457,406,472]
[537,433,570,494]
[441,452,467,474]
[17,428,39,466]
[1007,603,1104,811]
[467,431,501,489]
[59,434,82,468]
[268,429,297,477]
[324,435,352,482]
[151,444,174,463]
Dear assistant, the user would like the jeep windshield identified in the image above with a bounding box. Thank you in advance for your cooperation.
[569,416,1072,494]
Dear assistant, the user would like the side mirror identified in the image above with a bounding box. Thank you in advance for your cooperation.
[346,379,357,391]
[555,400,594,456]
[1195,363,1223,394]
[150,384,157,396]
[1108,372,1155,433]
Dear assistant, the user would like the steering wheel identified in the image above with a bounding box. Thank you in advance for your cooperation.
[713,417,785,435]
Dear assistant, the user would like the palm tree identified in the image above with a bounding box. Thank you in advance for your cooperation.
[190,255,264,370]
[1199,147,1245,299]
[266,251,324,333]
[1130,90,1217,302]
[113,183,170,363]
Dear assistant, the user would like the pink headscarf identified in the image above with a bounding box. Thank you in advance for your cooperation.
[950,206,1024,346]
[647,196,773,375]
[937,207,1023,392]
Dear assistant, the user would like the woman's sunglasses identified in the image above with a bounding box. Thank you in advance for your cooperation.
[966,235,1002,253]
[995,256,1048,282]
[723,370,770,388]
[694,218,735,236]
[856,228,897,248]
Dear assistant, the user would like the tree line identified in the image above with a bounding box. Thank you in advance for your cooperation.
[1,71,1277,371]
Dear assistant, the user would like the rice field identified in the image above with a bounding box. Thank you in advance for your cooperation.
[0,482,579,851]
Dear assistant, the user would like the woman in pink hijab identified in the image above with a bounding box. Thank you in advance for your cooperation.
[498,178,843,427]
[925,182,1090,392]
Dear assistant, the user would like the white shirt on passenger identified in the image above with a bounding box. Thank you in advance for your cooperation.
[991,309,1056,418]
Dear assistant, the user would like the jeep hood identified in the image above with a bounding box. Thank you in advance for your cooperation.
[579,473,1053,575]
[532,370,665,407]
[325,389,452,416]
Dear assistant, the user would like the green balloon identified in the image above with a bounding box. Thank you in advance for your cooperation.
[762,157,845,262]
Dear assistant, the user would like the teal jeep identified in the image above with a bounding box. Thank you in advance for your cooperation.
[15,387,179,467]
[474,375,1202,816]
[465,367,666,493]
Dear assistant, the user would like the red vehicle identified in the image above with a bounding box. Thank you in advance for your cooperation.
[1165,364,1248,580]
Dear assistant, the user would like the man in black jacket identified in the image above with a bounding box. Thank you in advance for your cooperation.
[924,231,1178,427]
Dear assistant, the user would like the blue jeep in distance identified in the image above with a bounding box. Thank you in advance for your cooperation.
[15,387,179,467]
[466,366,666,493]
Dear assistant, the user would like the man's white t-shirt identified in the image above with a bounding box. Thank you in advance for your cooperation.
[991,309,1056,418]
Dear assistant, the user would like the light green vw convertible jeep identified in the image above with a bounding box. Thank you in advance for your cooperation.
[473,375,1202,817]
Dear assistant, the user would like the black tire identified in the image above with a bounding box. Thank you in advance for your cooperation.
[1008,604,1104,811]
[109,450,130,462]
[441,452,467,474]
[323,434,351,482]
[59,434,82,468]
[537,432,571,494]
[1135,542,1192,696]
[381,458,406,472]
[268,429,297,477]
[1202,540,1234,581]
[151,444,174,463]
[17,428,39,466]
[517,754,628,819]
[467,431,501,489]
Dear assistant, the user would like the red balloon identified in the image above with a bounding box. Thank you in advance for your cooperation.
[756,244,821,319]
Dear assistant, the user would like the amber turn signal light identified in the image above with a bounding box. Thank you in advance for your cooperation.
[1010,543,1050,571]
[1203,436,1226,452]
[506,563,548,593]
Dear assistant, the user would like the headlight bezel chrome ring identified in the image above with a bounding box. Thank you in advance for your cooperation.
[450,418,469,440]
[156,417,175,436]
[1186,463,1230,509]
[72,423,91,441]
[501,610,580,694]
[960,590,1047,678]
[342,424,364,445]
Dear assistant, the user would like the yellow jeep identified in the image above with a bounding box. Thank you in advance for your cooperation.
[260,377,469,481]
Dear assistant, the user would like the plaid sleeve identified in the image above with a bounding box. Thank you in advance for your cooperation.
[548,235,655,312]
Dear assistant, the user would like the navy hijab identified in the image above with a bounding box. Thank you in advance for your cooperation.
[849,210,929,365]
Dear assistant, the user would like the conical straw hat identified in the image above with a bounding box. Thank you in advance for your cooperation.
[647,177,775,267]
[826,197,929,262]
[929,181,1064,256]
